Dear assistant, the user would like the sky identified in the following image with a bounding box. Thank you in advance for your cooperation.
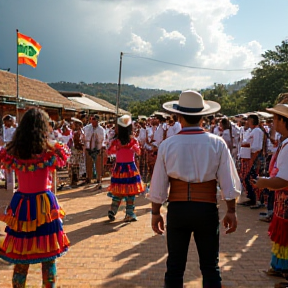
[0,0,287,91]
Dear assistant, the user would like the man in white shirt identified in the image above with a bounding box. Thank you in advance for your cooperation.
[2,115,17,190]
[172,114,182,135]
[149,91,241,288]
[83,114,105,185]
[240,114,265,208]
[137,121,147,147]
[153,114,166,147]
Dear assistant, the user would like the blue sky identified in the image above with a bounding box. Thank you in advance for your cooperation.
[0,0,287,91]
[224,0,288,50]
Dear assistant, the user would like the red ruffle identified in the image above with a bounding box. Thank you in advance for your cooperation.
[269,214,288,247]
[0,142,70,172]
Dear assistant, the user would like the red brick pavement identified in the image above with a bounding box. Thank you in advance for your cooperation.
[0,184,285,288]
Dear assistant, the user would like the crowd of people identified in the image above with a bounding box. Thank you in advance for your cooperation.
[0,89,288,287]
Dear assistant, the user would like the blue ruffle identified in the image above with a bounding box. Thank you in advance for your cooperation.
[9,190,59,222]
[111,175,141,184]
[114,162,137,173]
[0,248,68,265]
[5,219,63,239]
[271,253,288,272]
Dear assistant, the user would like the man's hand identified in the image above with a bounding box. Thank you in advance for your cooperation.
[151,214,165,235]
[223,212,237,234]
[254,177,267,189]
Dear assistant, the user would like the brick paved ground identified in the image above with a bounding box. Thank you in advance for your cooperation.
[0,183,285,288]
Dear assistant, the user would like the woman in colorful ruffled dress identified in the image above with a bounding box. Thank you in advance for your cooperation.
[255,104,288,288]
[107,115,145,222]
[0,108,70,288]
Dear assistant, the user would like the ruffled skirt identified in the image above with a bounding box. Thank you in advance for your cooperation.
[108,162,145,197]
[268,190,288,272]
[0,190,69,264]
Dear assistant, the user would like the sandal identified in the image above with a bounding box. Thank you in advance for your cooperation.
[274,282,288,288]
[263,268,284,277]
[259,216,272,222]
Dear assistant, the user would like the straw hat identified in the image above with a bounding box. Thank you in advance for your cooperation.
[163,90,221,116]
[71,117,83,124]
[117,115,132,127]
[266,104,288,118]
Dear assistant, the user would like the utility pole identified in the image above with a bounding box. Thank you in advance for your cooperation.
[116,52,123,116]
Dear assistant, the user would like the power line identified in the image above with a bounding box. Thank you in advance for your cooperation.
[123,53,253,72]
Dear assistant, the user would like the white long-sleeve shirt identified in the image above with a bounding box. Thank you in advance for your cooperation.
[137,127,147,146]
[276,138,288,181]
[149,127,241,204]
[245,127,264,153]
[3,125,16,143]
[83,124,105,150]
[153,124,164,147]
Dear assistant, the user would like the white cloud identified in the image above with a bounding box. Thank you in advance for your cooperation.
[127,33,153,55]
[159,29,186,46]
[1,0,266,89]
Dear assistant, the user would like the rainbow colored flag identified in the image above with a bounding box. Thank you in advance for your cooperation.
[17,32,42,68]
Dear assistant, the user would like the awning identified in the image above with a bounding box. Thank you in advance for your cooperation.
[256,111,273,118]
[68,96,114,113]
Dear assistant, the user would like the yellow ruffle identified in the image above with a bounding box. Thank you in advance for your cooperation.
[272,242,288,260]
[0,193,65,232]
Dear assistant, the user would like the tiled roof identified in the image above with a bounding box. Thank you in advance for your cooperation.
[59,91,130,115]
[0,70,78,109]
[68,96,113,112]
[84,94,130,115]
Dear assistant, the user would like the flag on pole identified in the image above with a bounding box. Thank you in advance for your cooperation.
[17,32,42,68]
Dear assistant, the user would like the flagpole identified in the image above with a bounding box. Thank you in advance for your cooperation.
[16,29,19,123]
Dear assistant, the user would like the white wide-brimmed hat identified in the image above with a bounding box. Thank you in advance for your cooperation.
[71,117,83,124]
[163,90,221,116]
[117,115,132,127]
[266,104,288,118]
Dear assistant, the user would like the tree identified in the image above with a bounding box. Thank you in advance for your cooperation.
[244,40,288,110]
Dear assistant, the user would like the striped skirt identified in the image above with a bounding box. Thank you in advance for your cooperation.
[0,190,69,264]
[108,162,145,197]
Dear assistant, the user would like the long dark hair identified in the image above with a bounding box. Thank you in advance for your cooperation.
[6,108,49,159]
[118,124,132,145]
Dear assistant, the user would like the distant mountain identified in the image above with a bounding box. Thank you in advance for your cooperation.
[225,79,250,94]
[48,79,249,112]
[48,81,178,111]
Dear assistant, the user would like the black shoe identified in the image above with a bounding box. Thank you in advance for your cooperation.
[108,210,115,221]
[250,204,265,209]
[238,200,255,206]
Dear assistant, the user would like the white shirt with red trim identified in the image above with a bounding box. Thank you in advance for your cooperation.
[149,127,241,204]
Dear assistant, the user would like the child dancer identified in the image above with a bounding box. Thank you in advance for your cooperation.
[0,108,70,288]
[107,115,145,222]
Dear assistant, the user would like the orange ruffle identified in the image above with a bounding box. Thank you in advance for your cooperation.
[2,231,70,255]
[108,182,145,196]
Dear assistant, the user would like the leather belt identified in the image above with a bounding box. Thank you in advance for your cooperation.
[168,177,217,203]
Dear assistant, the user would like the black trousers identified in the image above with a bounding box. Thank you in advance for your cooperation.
[164,202,221,288]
